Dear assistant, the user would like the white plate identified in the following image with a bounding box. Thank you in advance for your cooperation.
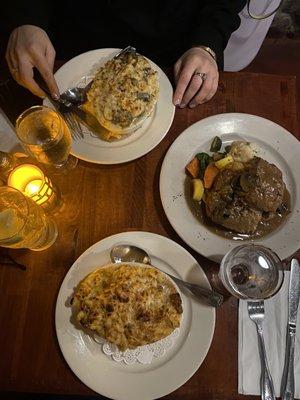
[55,231,215,400]
[160,113,300,262]
[47,48,174,164]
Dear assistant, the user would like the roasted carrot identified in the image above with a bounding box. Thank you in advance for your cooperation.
[185,157,199,178]
[203,163,219,189]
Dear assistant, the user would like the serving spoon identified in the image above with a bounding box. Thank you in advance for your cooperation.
[110,244,224,307]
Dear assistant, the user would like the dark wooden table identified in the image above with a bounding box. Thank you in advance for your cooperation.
[0,69,299,400]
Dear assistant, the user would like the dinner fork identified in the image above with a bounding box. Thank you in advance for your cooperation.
[247,300,276,400]
[34,70,84,140]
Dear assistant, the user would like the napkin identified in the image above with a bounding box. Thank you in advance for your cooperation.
[238,271,300,397]
[0,107,20,152]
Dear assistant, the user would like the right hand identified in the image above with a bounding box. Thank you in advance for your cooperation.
[5,25,60,99]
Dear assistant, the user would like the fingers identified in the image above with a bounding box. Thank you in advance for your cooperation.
[173,59,182,85]
[45,43,56,73]
[6,32,18,76]
[181,74,204,107]
[17,60,46,98]
[33,50,59,99]
[173,47,219,108]
[5,26,59,99]
[189,74,219,107]
[173,64,196,107]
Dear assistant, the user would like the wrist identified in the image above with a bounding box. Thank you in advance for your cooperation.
[192,45,217,62]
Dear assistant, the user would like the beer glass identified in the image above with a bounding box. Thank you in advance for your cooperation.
[15,105,77,172]
[0,186,58,251]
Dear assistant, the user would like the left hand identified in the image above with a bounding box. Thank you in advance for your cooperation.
[173,47,219,108]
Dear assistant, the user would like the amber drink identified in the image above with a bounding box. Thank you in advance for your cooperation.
[16,106,76,170]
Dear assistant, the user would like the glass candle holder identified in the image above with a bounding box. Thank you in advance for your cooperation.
[0,186,58,251]
[7,164,60,212]
[15,105,77,172]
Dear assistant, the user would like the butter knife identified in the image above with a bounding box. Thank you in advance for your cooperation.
[281,258,300,400]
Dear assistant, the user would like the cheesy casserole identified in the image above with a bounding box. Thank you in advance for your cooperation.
[72,263,182,351]
[86,52,159,138]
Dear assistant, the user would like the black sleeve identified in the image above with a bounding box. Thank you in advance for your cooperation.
[2,0,53,34]
[188,0,247,69]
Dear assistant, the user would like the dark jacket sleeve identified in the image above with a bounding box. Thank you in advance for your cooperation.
[2,0,53,34]
[188,0,247,69]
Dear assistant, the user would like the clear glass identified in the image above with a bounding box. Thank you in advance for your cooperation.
[15,105,77,172]
[0,186,58,251]
[219,244,284,300]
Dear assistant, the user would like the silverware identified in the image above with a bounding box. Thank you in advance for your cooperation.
[281,259,300,400]
[34,70,84,140]
[110,244,224,308]
[247,300,276,400]
[61,46,136,106]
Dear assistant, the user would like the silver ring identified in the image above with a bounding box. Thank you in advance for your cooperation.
[193,72,206,80]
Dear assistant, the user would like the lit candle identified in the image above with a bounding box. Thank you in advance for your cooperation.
[7,164,60,210]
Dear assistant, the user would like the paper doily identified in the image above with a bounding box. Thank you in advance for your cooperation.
[94,328,180,365]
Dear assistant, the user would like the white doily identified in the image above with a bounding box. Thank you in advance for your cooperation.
[94,328,180,365]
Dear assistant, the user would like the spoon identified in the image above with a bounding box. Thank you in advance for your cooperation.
[110,244,224,307]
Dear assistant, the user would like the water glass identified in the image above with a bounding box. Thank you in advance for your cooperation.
[15,105,77,172]
[219,244,283,299]
[0,186,58,251]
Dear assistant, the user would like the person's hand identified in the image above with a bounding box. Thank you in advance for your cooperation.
[6,25,59,99]
[173,47,219,108]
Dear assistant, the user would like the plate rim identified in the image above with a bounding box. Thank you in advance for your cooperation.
[55,231,215,400]
[50,48,175,165]
[159,112,300,262]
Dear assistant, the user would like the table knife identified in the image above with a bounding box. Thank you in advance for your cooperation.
[281,259,300,400]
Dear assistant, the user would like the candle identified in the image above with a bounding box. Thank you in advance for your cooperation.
[7,164,60,210]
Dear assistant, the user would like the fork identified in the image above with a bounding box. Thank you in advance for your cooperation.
[58,102,84,140]
[247,300,276,400]
[34,70,84,140]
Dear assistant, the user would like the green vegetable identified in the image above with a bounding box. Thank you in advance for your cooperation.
[210,136,222,152]
[196,152,211,178]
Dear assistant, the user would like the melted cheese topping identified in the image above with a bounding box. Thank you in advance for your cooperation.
[73,264,182,351]
[86,52,159,135]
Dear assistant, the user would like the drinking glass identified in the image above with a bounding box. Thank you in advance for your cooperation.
[219,244,284,300]
[15,105,77,172]
[0,186,58,251]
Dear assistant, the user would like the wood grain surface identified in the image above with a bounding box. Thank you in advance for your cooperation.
[0,70,299,399]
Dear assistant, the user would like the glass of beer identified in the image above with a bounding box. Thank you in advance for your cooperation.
[0,186,58,251]
[15,105,77,172]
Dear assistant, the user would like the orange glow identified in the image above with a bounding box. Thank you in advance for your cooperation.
[8,164,56,206]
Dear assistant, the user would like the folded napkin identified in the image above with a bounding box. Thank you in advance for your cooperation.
[0,107,20,152]
[239,271,300,398]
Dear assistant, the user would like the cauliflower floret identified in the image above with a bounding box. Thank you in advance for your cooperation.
[229,141,259,163]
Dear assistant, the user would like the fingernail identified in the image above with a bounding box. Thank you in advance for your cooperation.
[174,99,180,106]
[52,93,59,100]
[180,103,186,108]
[189,103,196,108]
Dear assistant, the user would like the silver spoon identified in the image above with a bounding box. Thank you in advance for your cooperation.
[110,244,224,307]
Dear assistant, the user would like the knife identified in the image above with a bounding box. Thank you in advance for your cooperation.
[281,259,300,400]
